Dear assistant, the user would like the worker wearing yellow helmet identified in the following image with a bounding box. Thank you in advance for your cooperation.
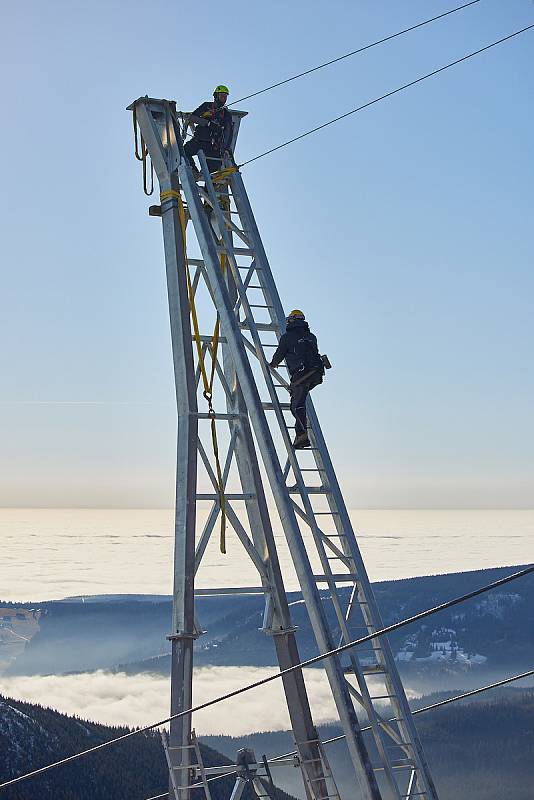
[269,310,327,449]
[185,85,233,176]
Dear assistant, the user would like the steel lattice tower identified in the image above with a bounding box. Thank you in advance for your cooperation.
[129,96,439,800]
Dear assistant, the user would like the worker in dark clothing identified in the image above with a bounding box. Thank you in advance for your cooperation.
[184,85,233,176]
[269,310,325,449]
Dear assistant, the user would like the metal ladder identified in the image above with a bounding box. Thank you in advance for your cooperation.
[297,737,342,800]
[187,154,438,800]
[162,729,212,800]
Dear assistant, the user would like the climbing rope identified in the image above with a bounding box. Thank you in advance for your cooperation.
[159,188,227,553]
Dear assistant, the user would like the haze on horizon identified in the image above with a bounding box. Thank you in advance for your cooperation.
[0,0,532,510]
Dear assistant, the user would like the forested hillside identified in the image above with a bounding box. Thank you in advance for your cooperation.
[2,690,533,799]
[0,696,294,800]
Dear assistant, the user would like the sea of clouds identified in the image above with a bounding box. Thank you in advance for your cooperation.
[0,667,346,736]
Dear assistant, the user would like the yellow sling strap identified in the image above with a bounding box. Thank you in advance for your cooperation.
[161,188,227,553]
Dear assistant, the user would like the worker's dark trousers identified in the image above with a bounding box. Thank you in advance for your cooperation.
[184,139,222,174]
[289,377,312,436]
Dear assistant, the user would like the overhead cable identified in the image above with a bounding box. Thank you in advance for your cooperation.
[231,0,481,105]
[239,24,534,167]
[314,667,534,750]
[1,564,531,792]
[145,667,534,800]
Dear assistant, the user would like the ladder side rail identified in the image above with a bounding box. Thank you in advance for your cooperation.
[219,233,329,800]
[229,777,248,800]
[280,496,405,790]
[182,156,381,800]
[224,172,408,793]
[285,504,409,787]
[202,164,372,668]
[161,730,184,800]
[210,164,419,800]
[134,99,199,800]
[229,169,437,799]
[192,730,213,800]
[325,594,407,797]
[310,415,437,797]
[229,171,287,333]
[317,739,342,800]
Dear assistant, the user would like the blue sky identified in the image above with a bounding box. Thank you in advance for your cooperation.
[0,0,532,507]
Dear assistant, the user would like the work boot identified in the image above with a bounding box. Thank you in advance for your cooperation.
[293,432,311,449]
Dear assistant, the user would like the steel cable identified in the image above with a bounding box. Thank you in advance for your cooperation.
[230,1,481,105]
[145,667,534,800]
[239,24,534,167]
[1,564,532,792]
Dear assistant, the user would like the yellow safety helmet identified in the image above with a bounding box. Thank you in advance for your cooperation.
[214,84,230,95]
[287,309,305,320]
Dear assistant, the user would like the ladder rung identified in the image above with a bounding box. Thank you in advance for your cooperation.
[196,412,242,420]
[374,763,414,772]
[288,486,327,494]
[262,402,290,409]
[168,744,195,750]
[313,511,341,516]
[240,322,277,331]
[249,304,274,308]
[313,573,358,582]
[362,665,386,675]
[218,246,254,255]
[196,493,255,500]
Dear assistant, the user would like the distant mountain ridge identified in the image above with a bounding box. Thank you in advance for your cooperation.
[2,565,532,684]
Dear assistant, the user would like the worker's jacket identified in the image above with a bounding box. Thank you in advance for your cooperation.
[190,101,233,154]
[270,319,324,379]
